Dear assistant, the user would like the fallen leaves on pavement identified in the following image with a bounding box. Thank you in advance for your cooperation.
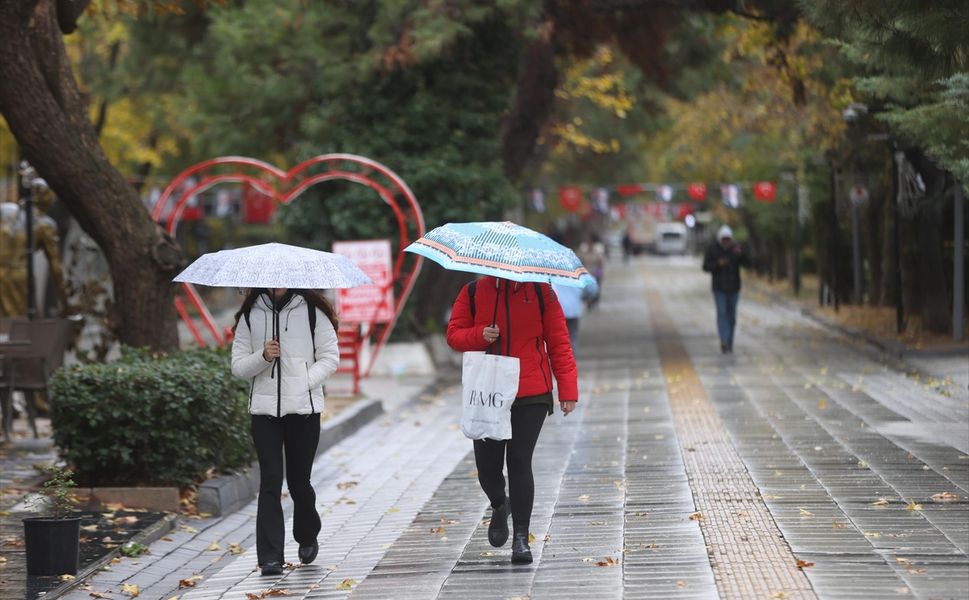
[896,557,927,575]
[688,512,703,521]
[229,542,244,555]
[120,583,140,597]
[795,560,815,569]
[178,575,203,588]
[245,590,292,599]
[798,507,814,517]
[336,578,356,590]
[595,556,619,567]
[905,501,923,512]
[871,498,890,507]
[931,491,959,502]
[336,481,358,490]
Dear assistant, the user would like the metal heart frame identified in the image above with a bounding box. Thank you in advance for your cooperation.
[152,154,425,377]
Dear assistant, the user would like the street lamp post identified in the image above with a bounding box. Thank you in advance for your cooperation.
[842,105,866,306]
[954,182,965,342]
[18,160,37,320]
[891,146,904,335]
[826,157,840,311]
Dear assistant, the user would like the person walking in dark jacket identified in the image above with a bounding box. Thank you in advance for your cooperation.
[702,225,749,353]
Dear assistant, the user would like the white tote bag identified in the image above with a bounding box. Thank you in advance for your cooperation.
[460,351,520,440]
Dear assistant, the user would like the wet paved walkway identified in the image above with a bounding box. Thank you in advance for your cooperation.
[61,256,968,600]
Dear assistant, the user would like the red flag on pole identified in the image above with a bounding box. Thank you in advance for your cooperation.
[753,181,777,202]
[687,183,707,201]
[559,186,583,212]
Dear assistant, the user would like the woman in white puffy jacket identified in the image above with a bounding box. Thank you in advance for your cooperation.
[231,287,340,576]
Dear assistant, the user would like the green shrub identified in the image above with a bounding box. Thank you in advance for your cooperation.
[50,347,254,487]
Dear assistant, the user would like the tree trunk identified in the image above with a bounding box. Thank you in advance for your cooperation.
[500,18,557,181]
[0,0,183,351]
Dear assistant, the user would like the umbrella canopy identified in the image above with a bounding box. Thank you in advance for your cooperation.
[173,242,372,289]
[404,221,595,288]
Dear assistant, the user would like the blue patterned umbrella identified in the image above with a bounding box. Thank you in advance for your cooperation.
[404,221,595,288]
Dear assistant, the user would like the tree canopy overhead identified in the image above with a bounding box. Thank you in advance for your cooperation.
[1,0,964,345]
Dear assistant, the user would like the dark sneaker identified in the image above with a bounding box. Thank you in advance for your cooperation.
[260,561,283,576]
[298,541,319,564]
[488,499,510,547]
[511,531,532,564]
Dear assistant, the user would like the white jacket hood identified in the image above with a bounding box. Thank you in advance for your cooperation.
[231,293,340,417]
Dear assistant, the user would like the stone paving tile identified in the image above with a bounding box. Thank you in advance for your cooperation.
[55,256,969,599]
[651,257,969,599]
[187,393,472,599]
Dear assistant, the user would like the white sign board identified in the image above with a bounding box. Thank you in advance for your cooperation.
[850,184,869,206]
[332,240,394,323]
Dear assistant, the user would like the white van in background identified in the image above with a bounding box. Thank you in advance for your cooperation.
[654,222,688,255]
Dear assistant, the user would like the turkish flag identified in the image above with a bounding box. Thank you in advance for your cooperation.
[676,203,694,220]
[754,181,777,203]
[559,186,583,212]
[687,183,707,201]
[615,184,644,197]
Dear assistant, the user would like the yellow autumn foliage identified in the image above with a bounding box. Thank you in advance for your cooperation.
[549,45,634,156]
[647,17,848,183]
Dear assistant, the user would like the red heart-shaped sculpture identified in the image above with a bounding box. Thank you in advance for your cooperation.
[153,154,426,377]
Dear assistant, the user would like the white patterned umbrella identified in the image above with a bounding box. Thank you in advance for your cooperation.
[404,221,595,288]
[173,242,372,289]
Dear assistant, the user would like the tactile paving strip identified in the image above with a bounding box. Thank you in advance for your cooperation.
[646,286,817,600]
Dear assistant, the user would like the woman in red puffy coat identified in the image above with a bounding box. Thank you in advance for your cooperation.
[446,275,578,564]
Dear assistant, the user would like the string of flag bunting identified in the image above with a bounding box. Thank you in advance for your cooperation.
[528,181,779,216]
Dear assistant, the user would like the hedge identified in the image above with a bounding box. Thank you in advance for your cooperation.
[50,347,254,487]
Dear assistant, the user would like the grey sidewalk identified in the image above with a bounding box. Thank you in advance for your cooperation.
[63,256,968,600]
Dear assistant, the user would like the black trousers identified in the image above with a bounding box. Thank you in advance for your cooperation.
[473,404,547,532]
[251,414,322,566]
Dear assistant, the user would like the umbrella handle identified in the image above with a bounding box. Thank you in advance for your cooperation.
[486,280,502,356]
[270,305,279,378]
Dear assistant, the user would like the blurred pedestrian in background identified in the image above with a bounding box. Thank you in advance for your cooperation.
[702,225,748,354]
[578,234,606,310]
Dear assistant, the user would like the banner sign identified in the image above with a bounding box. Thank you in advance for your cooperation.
[753,181,777,203]
[687,183,707,201]
[529,188,546,213]
[333,240,394,323]
[559,186,583,212]
[720,184,741,208]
